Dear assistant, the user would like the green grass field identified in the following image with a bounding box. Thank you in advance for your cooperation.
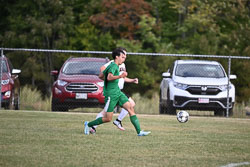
[0,110,250,167]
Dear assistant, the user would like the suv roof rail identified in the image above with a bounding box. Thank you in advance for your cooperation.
[66,56,109,62]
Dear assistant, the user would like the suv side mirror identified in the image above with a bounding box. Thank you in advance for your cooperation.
[229,75,237,80]
[51,70,59,76]
[162,72,171,78]
[12,69,21,74]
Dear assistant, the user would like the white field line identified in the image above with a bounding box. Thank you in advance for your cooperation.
[220,162,250,167]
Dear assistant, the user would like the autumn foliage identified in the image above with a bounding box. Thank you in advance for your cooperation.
[90,0,152,40]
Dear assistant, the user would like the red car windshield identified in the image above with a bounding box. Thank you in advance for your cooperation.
[62,61,105,75]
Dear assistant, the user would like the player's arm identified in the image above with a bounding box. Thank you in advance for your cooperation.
[99,65,106,80]
[124,77,138,84]
[107,72,127,81]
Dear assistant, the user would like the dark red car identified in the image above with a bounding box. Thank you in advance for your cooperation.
[51,57,109,111]
[1,55,21,110]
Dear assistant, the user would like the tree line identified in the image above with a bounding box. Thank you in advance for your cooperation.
[0,0,249,101]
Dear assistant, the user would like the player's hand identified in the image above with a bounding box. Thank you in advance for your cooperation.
[120,72,127,78]
[134,78,138,84]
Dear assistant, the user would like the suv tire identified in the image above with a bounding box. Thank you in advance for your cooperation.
[166,91,176,115]
[159,92,166,114]
[14,94,20,110]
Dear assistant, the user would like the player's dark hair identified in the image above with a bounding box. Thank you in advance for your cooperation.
[117,47,127,52]
[112,48,126,60]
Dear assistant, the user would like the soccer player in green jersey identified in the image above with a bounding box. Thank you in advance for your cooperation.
[84,48,151,136]
[89,47,138,133]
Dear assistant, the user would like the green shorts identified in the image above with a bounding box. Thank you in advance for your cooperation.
[104,92,129,112]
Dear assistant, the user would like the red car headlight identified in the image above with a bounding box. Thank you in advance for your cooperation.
[97,81,104,87]
[57,80,68,86]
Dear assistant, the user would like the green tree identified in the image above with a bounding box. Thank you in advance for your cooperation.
[69,21,114,51]
[215,0,250,101]
[1,0,75,95]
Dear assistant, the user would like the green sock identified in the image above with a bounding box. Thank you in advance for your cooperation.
[130,115,141,134]
[88,117,103,127]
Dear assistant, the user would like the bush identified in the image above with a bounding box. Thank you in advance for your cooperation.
[20,85,51,111]
[132,93,159,115]
[233,100,250,118]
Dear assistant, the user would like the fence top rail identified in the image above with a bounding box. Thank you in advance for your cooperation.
[1,47,249,59]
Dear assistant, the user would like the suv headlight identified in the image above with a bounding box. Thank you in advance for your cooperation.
[57,80,68,86]
[97,81,104,87]
[219,84,232,91]
[173,82,188,90]
[1,79,9,85]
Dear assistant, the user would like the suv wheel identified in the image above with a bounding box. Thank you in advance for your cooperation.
[8,92,15,110]
[159,91,166,114]
[14,94,20,110]
[166,91,176,115]
[4,103,10,110]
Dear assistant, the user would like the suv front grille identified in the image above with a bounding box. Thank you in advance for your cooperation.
[66,83,98,93]
[186,86,221,95]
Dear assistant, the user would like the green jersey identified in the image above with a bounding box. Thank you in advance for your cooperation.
[103,62,121,97]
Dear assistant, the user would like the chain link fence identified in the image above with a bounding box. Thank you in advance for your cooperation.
[1,48,250,117]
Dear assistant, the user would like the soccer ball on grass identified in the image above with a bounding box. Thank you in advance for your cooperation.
[177,111,189,123]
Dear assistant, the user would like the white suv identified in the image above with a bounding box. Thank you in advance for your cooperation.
[159,60,237,116]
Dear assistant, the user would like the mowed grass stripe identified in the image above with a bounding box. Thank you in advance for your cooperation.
[0,110,250,167]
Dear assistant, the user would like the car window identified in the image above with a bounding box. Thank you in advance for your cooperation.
[1,60,8,73]
[175,64,225,78]
[7,58,13,72]
[169,63,174,75]
[62,61,105,75]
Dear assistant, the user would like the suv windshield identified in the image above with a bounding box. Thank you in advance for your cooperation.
[175,64,225,78]
[62,61,105,75]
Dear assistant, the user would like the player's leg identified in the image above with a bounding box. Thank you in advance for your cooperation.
[84,96,116,135]
[113,97,135,130]
[86,111,112,129]
[120,93,150,136]
[101,111,114,122]
[118,97,135,120]
[119,94,139,133]
[113,108,127,130]
[122,101,141,134]
[91,98,119,133]
[90,109,106,134]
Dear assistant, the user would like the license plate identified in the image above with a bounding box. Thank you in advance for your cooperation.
[198,98,209,103]
[76,93,87,99]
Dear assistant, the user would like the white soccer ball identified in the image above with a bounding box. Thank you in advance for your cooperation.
[177,111,189,123]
